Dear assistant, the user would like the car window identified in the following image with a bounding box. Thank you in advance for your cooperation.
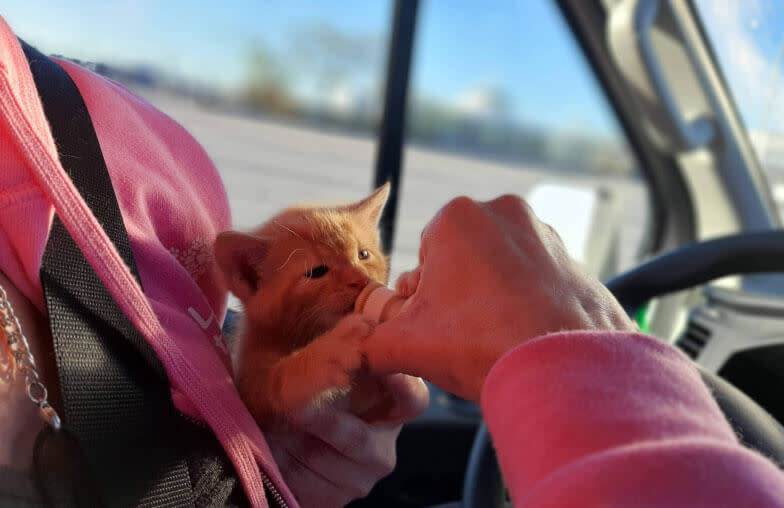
[391,0,649,282]
[4,0,650,287]
[4,1,393,230]
[694,0,784,218]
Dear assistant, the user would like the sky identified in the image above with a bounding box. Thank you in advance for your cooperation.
[3,1,784,143]
[1,0,622,137]
[696,0,784,128]
[695,0,784,162]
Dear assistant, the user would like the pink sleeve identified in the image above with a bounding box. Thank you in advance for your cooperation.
[480,331,784,506]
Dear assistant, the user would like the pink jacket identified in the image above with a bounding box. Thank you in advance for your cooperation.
[0,18,295,507]
[483,331,784,506]
[2,15,783,508]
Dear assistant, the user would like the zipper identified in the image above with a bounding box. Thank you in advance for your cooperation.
[261,470,289,508]
[180,411,288,507]
[179,411,209,429]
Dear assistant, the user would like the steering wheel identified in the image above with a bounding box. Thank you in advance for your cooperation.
[462,231,784,508]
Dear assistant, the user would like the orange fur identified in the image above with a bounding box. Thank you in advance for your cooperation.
[214,184,392,427]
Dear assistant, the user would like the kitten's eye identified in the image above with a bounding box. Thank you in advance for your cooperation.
[358,250,370,260]
[305,265,329,279]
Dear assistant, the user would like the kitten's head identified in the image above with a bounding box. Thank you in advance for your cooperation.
[214,184,390,345]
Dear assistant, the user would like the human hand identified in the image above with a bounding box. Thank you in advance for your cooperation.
[365,194,636,402]
[265,374,428,507]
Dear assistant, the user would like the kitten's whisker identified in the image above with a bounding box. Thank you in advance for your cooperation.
[274,221,303,240]
[276,248,303,271]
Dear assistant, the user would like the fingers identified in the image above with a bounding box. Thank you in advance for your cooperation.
[363,316,422,378]
[270,404,403,507]
[419,194,540,262]
[369,374,429,424]
[483,193,535,221]
[270,433,383,507]
[420,195,483,251]
[394,267,422,298]
[276,464,361,508]
[485,194,566,254]
[422,193,539,240]
[290,407,400,473]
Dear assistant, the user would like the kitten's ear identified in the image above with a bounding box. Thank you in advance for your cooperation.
[346,182,390,226]
[213,231,271,301]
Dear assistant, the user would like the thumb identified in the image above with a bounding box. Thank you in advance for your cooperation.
[381,374,430,423]
[363,311,424,378]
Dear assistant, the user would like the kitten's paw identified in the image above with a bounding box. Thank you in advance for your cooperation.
[331,313,375,342]
[395,267,421,298]
[317,314,375,388]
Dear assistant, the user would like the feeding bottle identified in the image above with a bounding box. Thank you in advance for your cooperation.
[354,281,411,323]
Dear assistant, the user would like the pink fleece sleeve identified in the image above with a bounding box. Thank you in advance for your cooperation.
[480,331,784,506]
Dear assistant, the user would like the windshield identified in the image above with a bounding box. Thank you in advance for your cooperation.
[4,0,651,285]
[695,0,784,218]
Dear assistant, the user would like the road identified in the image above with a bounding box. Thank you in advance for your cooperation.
[138,90,648,285]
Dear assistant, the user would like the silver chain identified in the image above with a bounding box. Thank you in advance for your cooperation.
[0,283,61,430]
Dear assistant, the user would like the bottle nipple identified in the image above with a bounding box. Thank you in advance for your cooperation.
[354,281,411,323]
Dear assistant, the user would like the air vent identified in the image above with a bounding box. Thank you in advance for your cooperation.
[676,321,712,359]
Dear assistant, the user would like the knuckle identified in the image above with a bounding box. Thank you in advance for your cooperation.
[485,194,539,232]
[438,196,479,222]
[490,193,531,215]
[352,481,373,500]
[494,193,524,206]
[447,194,476,209]
[426,195,479,235]
[378,453,396,476]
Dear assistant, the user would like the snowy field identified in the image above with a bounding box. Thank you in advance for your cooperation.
[138,90,649,291]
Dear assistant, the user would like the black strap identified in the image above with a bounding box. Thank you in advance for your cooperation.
[25,41,196,507]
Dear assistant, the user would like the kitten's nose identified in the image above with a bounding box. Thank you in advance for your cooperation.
[347,272,370,290]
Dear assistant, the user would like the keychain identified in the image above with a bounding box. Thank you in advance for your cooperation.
[0,283,101,506]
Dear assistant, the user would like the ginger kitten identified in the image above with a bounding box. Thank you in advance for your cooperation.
[214,184,392,427]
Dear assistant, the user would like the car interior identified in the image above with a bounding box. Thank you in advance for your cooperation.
[6,0,784,507]
[353,1,784,506]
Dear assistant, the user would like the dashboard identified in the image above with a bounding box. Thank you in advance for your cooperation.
[680,285,784,424]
